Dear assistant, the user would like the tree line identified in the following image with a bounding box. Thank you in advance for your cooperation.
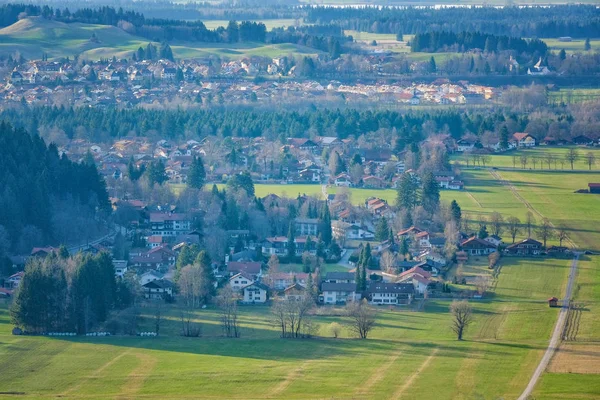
[305,5,600,39]
[10,252,134,334]
[410,31,548,57]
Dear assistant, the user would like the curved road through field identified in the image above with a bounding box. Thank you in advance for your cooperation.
[487,169,581,399]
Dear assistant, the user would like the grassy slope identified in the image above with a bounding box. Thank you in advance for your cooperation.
[0,255,571,399]
[0,17,321,60]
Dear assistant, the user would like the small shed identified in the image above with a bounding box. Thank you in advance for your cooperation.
[548,297,559,307]
[589,183,600,194]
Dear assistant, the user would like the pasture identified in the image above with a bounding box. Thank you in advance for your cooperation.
[0,255,574,399]
[0,17,321,60]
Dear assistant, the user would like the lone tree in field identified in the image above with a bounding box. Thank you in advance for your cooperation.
[506,216,521,243]
[537,217,554,249]
[346,299,376,339]
[585,152,596,171]
[557,227,569,247]
[450,300,473,340]
[565,148,579,170]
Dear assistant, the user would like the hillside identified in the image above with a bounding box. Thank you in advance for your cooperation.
[0,17,322,60]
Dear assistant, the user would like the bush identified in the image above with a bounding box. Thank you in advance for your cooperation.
[329,322,342,338]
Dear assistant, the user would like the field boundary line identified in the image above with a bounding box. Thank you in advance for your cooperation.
[391,347,438,399]
[60,349,132,396]
[355,349,403,396]
[268,348,326,398]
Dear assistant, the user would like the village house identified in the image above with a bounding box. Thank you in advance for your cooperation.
[265,272,315,291]
[139,270,165,286]
[332,220,375,241]
[321,282,359,305]
[366,282,414,305]
[262,236,316,256]
[511,132,536,148]
[149,213,191,237]
[241,282,269,303]
[333,173,352,187]
[396,266,432,295]
[6,271,24,289]
[295,218,319,236]
[226,261,262,278]
[142,279,173,300]
[283,283,307,301]
[323,271,355,284]
[460,236,497,255]
[485,235,503,247]
[229,272,254,291]
[505,238,543,255]
[112,260,128,278]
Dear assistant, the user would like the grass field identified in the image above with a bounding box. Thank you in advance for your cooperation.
[542,37,600,54]
[0,17,321,60]
[202,19,300,30]
[0,255,574,399]
[548,88,600,104]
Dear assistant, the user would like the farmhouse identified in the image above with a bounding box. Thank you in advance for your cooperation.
[149,213,191,237]
[506,238,543,255]
[283,283,306,301]
[241,282,269,303]
[460,236,497,255]
[511,132,536,148]
[332,220,375,241]
[295,218,319,236]
[323,271,355,284]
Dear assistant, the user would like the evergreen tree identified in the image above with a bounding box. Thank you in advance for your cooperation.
[375,218,390,242]
[400,236,409,258]
[450,200,462,223]
[396,173,418,210]
[195,250,215,302]
[499,125,509,149]
[429,56,437,73]
[421,172,440,214]
[360,243,370,291]
[318,203,333,246]
[478,225,489,239]
[584,38,591,51]
[187,155,206,189]
[286,221,296,259]
[146,160,168,186]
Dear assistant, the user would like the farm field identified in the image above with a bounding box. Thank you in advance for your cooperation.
[452,146,600,170]
[0,255,573,399]
[548,88,600,104]
[542,37,600,54]
[0,17,321,60]
[533,255,600,399]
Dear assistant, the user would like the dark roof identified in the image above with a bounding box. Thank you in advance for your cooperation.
[367,282,414,294]
[243,282,269,291]
[227,261,261,275]
[321,282,357,292]
[143,279,173,289]
[324,271,355,281]
[506,238,542,249]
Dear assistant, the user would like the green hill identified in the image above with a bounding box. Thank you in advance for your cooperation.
[0,17,322,60]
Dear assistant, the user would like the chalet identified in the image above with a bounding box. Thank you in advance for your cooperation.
[456,138,476,152]
[484,235,503,247]
[142,279,173,300]
[512,133,536,148]
[332,221,375,241]
[460,237,497,255]
[295,218,319,236]
[288,138,319,152]
[366,282,414,305]
[283,283,306,301]
[333,173,352,187]
[362,176,386,189]
[506,238,543,255]
[226,261,262,278]
[396,266,431,295]
[139,270,164,286]
[10,70,23,83]
[321,282,358,304]
[229,272,254,291]
[241,282,269,303]
[31,247,57,258]
[297,168,321,183]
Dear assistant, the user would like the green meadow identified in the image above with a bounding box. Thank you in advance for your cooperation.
[0,17,321,60]
[0,256,575,399]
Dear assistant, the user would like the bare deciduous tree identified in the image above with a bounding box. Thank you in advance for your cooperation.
[475,276,490,295]
[557,227,569,247]
[537,217,554,249]
[585,152,596,171]
[180,309,202,337]
[329,322,342,338]
[271,297,315,338]
[489,212,504,237]
[450,300,473,340]
[565,148,579,170]
[380,250,397,273]
[217,286,241,338]
[506,216,521,243]
[520,154,528,169]
[525,211,536,238]
[346,299,376,339]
